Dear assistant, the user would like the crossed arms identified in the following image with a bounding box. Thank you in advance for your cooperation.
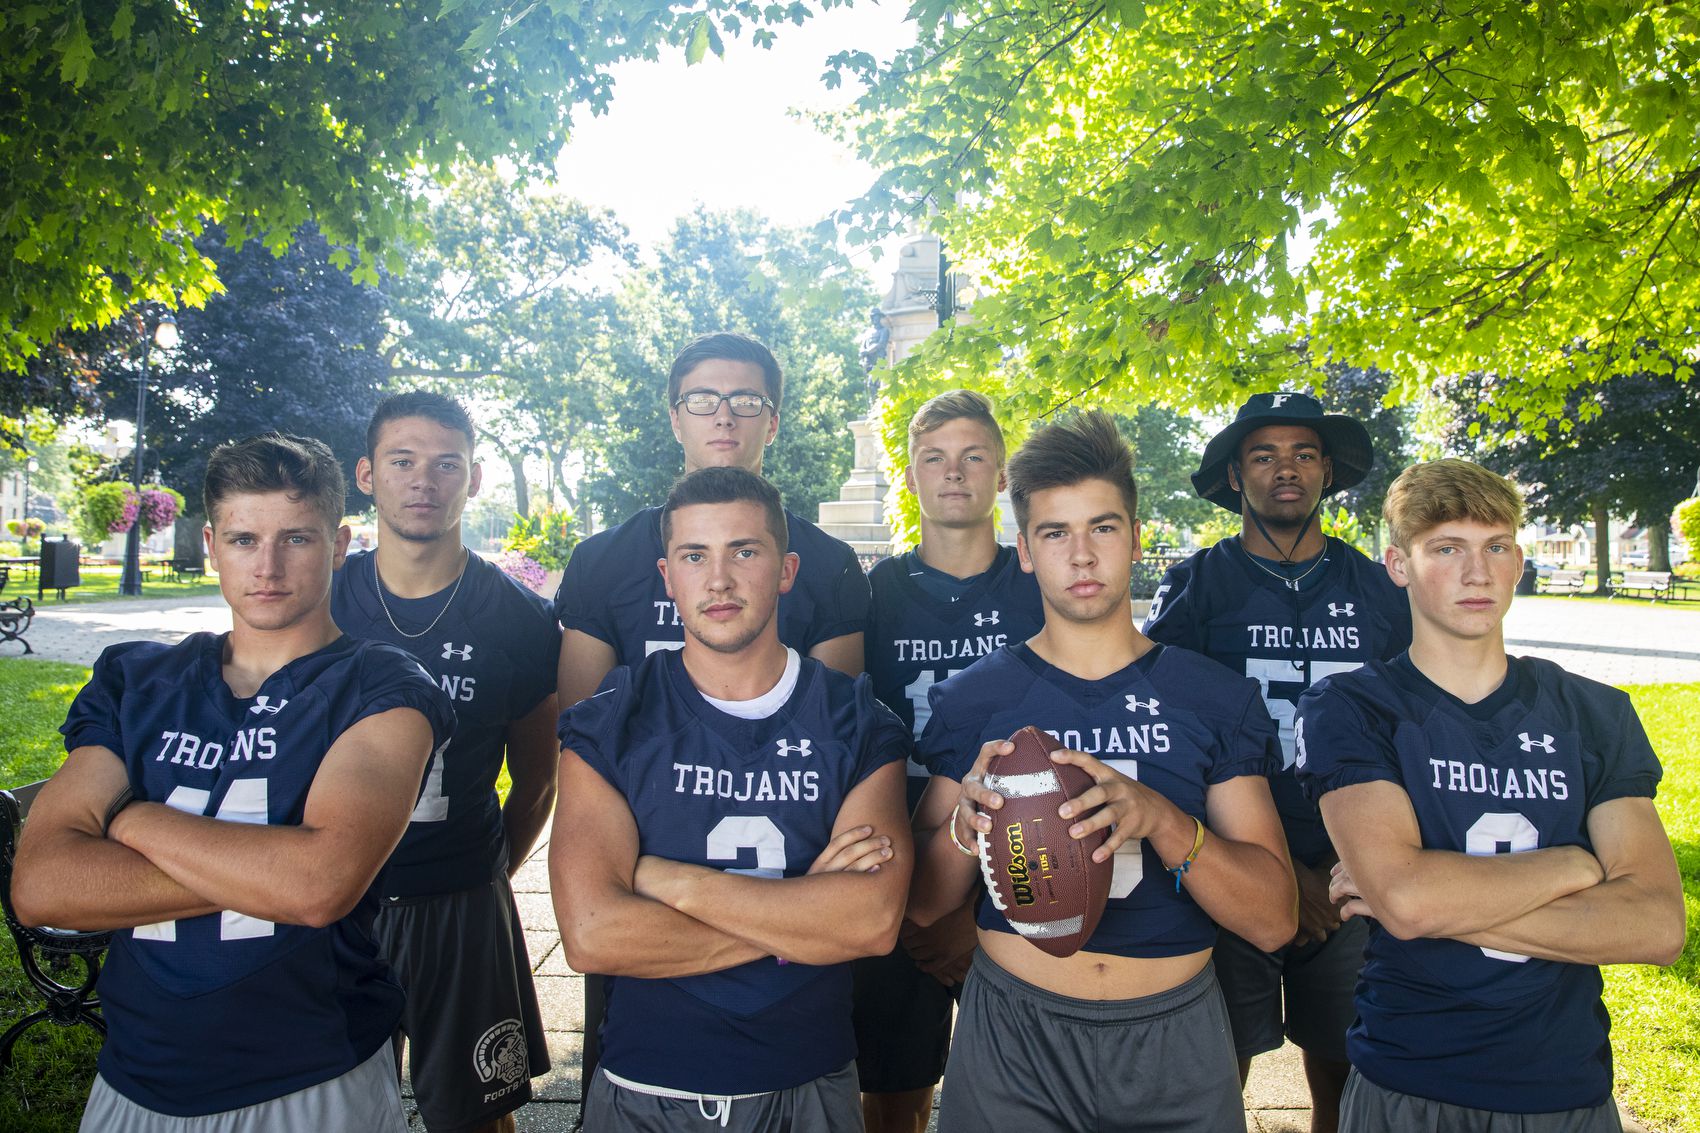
[13,707,435,932]
[1321,782,1684,966]
[551,750,910,978]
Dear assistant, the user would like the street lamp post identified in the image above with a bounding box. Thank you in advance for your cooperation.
[119,312,179,597]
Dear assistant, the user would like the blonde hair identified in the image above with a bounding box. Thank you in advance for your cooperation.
[1385,459,1524,550]
[908,389,1006,463]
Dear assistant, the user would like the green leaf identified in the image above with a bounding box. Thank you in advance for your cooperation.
[686,15,711,64]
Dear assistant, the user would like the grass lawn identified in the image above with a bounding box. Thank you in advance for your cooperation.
[2,565,221,608]
[1603,683,1700,1133]
[0,660,1694,1129]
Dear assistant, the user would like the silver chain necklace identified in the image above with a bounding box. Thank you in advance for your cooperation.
[372,550,467,639]
[1244,547,1328,592]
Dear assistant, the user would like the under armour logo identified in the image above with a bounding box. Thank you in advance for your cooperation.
[974,610,1000,627]
[1269,393,1293,407]
[442,643,473,661]
[1518,733,1555,754]
[1328,603,1354,618]
[775,738,813,758]
[1125,696,1161,715]
[248,696,287,715]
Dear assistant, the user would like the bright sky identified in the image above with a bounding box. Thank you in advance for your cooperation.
[551,3,917,275]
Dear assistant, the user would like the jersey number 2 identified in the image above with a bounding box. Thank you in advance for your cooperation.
[134,780,275,943]
[706,816,787,879]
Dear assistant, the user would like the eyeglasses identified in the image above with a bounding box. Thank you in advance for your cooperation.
[674,391,775,418]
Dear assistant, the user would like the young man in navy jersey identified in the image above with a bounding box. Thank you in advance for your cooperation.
[1295,459,1683,1133]
[552,466,910,1132]
[909,412,1297,1133]
[334,392,558,1132]
[553,331,869,704]
[1143,390,1409,1131]
[554,332,871,1099]
[14,433,454,1130]
[855,389,1043,1133]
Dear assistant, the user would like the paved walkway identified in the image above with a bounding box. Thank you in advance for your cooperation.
[12,593,1681,1130]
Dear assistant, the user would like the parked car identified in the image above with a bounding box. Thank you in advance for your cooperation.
[1624,551,1650,567]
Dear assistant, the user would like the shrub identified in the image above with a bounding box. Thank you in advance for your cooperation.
[504,506,579,570]
[492,550,547,592]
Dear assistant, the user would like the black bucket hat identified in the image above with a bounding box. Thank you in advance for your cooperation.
[1191,392,1375,513]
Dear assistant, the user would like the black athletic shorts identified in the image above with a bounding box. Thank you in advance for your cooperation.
[1213,916,1368,1063]
[375,873,550,1131]
[850,942,956,1093]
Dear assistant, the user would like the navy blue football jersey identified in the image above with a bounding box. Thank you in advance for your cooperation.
[558,649,910,1094]
[333,549,560,897]
[1294,654,1662,1113]
[918,644,1281,959]
[866,546,1045,807]
[553,506,870,667]
[60,632,455,1116]
[1143,536,1411,865]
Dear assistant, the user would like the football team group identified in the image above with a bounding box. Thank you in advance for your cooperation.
[12,332,1684,1133]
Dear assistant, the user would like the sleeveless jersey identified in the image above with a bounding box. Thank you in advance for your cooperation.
[61,632,454,1116]
[557,649,910,1094]
[1144,536,1411,864]
[333,549,560,897]
[866,546,1045,807]
[553,505,869,666]
[917,643,1280,959]
[1294,654,1661,1112]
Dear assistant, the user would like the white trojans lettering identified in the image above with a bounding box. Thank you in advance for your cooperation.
[152,726,277,770]
[1246,624,1361,650]
[1041,725,1170,756]
[895,634,1005,663]
[653,600,683,626]
[436,673,477,702]
[671,763,820,803]
[1428,758,1570,801]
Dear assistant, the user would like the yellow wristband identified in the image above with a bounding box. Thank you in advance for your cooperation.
[946,811,979,858]
[1164,816,1205,892]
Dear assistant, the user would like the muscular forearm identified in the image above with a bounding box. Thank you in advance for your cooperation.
[1357,845,1604,941]
[1166,810,1298,952]
[109,802,396,928]
[555,884,765,978]
[501,781,555,876]
[13,827,219,931]
[907,818,983,928]
[641,858,904,965]
[1452,873,1686,966]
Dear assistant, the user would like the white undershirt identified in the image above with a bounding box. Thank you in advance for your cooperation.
[699,648,801,720]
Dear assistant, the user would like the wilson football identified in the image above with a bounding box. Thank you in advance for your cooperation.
[975,726,1112,958]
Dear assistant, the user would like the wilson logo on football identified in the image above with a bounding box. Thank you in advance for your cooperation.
[1005,823,1036,906]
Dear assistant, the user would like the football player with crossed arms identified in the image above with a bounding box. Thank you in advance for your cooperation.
[14,433,454,1131]
[551,467,911,1132]
[856,388,1043,1133]
[554,332,870,1102]
[1295,459,1683,1133]
[908,412,1297,1132]
[1144,391,1410,1131]
[333,392,559,1132]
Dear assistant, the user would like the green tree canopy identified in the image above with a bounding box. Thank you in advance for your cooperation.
[1441,362,1700,579]
[835,1,1700,423]
[384,166,634,519]
[2,0,839,375]
[583,207,877,525]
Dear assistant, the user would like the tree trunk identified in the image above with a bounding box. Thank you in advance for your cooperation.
[1593,500,1612,595]
[1648,521,1672,572]
[174,508,205,569]
[508,452,530,518]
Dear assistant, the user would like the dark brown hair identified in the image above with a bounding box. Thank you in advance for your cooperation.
[1006,411,1137,534]
[667,333,783,414]
[204,433,347,531]
[659,466,789,552]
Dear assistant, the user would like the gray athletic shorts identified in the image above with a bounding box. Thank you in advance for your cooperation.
[584,1061,861,1133]
[80,1042,405,1132]
[938,948,1244,1133]
[374,872,550,1130]
[1214,914,1369,1062]
[1340,1069,1623,1133]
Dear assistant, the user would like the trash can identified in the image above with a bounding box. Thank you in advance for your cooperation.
[38,537,81,600]
[1516,558,1538,596]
